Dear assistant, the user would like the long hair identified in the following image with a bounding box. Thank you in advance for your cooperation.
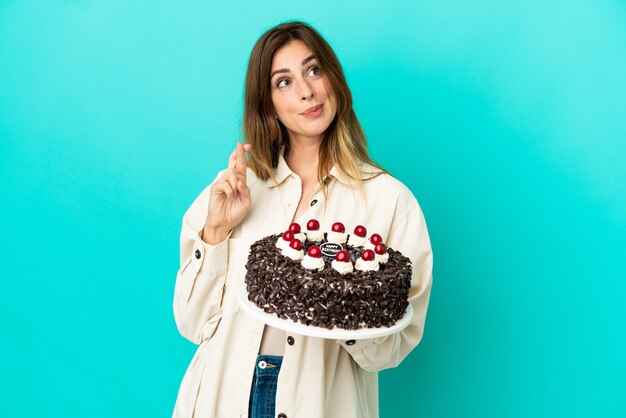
[242,20,387,199]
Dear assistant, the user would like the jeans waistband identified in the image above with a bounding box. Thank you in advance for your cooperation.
[254,355,283,376]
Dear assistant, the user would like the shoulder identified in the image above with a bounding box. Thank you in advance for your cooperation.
[359,162,420,212]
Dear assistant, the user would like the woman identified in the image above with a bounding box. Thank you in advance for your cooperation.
[172,20,433,418]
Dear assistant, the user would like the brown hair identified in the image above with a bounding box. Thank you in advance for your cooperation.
[242,20,387,199]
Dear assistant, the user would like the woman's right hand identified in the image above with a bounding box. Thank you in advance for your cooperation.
[202,142,252,244]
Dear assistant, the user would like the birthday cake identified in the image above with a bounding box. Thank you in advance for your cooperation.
[244,220,412,330]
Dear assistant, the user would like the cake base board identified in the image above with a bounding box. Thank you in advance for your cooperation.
[237,283,414,340]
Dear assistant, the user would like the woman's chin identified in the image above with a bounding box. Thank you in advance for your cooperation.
[297,122,333,137]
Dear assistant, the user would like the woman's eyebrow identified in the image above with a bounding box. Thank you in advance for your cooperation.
[270,55,317,79]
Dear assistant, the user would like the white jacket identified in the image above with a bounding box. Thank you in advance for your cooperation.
[172,150,433,418]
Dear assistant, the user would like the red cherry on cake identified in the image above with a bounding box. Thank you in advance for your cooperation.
[353,225,367,237]
[361,249,375,261]
[282,231,294,241]
[370,233,383,245]
[307,219,320,231]
[307,245,322,258]
[332,222,345,233]
[335,250,350,262]
[289,239,302,251]
[374,243,387,255]
[289,222,301,233]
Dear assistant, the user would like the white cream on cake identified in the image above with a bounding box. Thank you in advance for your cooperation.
[305,230,324,242]
[375,252,389,263]
[282,246,304,260]
[347,234,367,247]
[302,255,325,271]
[327,231,347,244]
[331,260,353,274]
[355,258,379,271]
[276,237,290,251]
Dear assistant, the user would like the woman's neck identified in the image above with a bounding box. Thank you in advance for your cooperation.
[284,137,322,184]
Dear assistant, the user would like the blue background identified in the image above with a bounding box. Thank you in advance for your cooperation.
[1,1,625,417]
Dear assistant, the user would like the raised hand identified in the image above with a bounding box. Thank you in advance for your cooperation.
[202,142,252,244]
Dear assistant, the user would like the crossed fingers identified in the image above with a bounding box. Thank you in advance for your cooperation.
[223,142,251,197]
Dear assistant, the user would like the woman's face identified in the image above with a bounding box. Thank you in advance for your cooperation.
[270,40,337,143]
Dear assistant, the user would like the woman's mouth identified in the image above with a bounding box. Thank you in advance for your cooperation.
[300,104,323,118]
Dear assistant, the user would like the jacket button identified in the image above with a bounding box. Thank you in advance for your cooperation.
[310,199,318,206]
[323,177,330,185]
[194,249,201,259]
[278,414,287,418]
[287,336,294,345]
[346,339,356,346]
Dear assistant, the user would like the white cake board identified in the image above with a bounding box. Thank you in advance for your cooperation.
[237,283,413,340]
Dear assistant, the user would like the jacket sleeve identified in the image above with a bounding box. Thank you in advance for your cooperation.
[336,196,434,372]
[172,169,233,345]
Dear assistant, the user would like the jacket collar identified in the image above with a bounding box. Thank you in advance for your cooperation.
[266,146,382,188]
[267,149,293,187]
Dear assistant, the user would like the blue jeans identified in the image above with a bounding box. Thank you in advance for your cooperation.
[248,355,283,418]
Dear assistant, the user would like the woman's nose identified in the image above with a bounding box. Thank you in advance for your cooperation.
[297,80,315,101]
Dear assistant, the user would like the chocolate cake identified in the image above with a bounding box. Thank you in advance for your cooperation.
[244,220,412,330]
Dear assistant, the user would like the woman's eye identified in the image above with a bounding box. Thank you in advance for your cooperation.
[275,67,320,88]
[309,66,321,76]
